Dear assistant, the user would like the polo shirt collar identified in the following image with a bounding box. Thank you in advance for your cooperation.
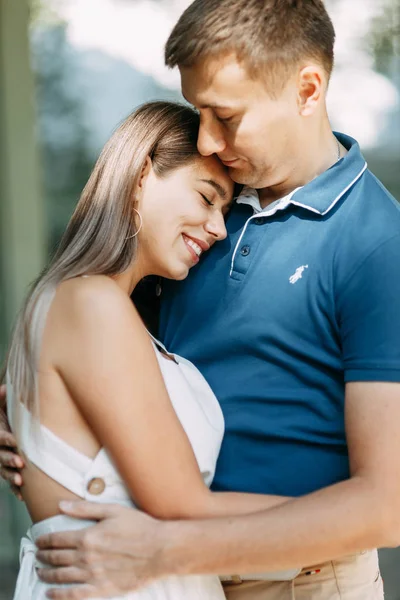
[236,133,367,216]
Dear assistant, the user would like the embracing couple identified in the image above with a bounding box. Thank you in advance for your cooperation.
[1,1,400,599]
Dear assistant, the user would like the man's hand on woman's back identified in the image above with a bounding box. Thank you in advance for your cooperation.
[0,384,24,499]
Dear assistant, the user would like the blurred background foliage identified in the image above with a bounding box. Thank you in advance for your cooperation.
[26,0,400,251]
[368,0,399,73]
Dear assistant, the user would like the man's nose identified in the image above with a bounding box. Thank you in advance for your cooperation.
[197,118,226,157]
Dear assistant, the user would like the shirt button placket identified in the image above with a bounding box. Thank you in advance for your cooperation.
[230,216,262,278]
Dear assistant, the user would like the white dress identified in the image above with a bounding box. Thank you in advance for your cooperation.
[7,334,226,600]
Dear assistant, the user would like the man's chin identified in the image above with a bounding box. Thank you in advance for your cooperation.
[228,166,247,183]
[228,166,258,188]
[230,167,273,191]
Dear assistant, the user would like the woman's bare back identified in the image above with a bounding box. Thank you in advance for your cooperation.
[20,280,103,522]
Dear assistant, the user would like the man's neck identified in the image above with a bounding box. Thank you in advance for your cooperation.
[258,129,345,209]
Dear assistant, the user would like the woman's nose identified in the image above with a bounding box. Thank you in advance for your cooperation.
[205,212,227,241]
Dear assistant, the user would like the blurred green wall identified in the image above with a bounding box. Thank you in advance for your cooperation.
[0,0,46,581]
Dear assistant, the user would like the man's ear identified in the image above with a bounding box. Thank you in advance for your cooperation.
[297,65,324,117]
[138,156,152,191]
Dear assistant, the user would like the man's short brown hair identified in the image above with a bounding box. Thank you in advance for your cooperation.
[165,0,335,91]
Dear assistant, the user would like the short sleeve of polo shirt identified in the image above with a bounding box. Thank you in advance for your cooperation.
[337,233,400,382]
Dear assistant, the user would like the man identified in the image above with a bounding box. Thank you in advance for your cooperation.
[1,1,400,598]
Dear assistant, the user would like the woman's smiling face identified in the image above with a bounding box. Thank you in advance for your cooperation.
[136,154,234,280]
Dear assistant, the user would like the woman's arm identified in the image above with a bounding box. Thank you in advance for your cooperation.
[55,276,289,520]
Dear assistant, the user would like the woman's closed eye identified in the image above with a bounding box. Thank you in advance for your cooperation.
[200,193,214,207]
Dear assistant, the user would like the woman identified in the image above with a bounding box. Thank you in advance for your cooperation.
[2,101,290,600]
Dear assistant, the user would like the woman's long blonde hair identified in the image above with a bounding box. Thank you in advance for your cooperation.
[3,101,201,433]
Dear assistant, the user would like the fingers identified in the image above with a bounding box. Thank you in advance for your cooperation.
[46,584,98,600]
[0,447,24,468]
[0,404,24,495]
[0,465,23,487]
[0,430,18,448]
[59,500,119,521]
[36,530,87,551]
[0,446,25,491]
[36,549,78,567]
[37,502,121,551]
[38,566,88,585]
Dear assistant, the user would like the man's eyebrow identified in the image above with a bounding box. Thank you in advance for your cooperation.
[182,93,233,111]
[199,178,228,199]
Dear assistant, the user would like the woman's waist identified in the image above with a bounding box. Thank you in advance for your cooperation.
[22,510,131,573]
[30,513,98,543]
[17,513,98,579]
[22,457,134,524]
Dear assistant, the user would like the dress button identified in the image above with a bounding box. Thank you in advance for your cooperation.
[240,245,250,256]
[87,477,106,495]
[253,218,263,225]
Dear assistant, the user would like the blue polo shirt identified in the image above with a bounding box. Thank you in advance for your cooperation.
[159,133,400,496]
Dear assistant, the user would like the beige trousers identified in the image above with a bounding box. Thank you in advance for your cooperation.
[222,550,384,600]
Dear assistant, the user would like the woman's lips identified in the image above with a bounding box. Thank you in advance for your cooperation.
[182,234,202,264]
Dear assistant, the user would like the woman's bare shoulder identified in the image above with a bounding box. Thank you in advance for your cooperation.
[52,275,141,334]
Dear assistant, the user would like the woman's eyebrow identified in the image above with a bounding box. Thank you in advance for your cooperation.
[198,178,227,199]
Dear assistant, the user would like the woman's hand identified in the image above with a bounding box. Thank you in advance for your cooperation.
[0,384,24,499]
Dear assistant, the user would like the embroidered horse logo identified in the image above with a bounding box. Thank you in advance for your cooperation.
[289,265,308,284]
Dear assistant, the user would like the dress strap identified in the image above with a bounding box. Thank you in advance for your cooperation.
[147,330,168,352]
[146,331,178,363]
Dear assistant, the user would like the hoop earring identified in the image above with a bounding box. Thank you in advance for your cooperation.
[126,208,143,239]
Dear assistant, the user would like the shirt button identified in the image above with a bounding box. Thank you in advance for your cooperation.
[240,245,250,256]
[87,477,106,495]
[253,218,263,225]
